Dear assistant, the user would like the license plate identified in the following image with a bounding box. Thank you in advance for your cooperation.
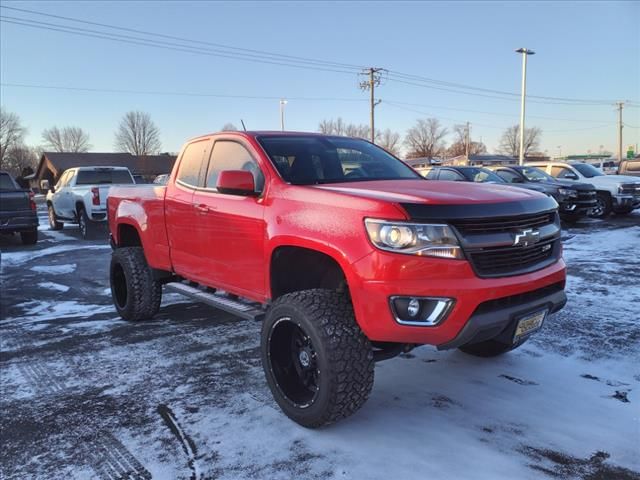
[514,309,547,341]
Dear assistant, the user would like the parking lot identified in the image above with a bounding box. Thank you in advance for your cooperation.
[1,205,639,480]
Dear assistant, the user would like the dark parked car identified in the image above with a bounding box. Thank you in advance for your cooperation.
[490,166,598,222]
[424,166,513,184]
[0,171,39,244]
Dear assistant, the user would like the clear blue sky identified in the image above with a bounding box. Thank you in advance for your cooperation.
[1,0,638,156]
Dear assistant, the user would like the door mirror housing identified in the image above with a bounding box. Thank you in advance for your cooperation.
[216,170,257,196]
[41,179,51,192]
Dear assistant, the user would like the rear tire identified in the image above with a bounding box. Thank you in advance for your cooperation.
[590,192,612,219]
[48,204,63,230]
[261,289,374,428]
[20,229,38,245]
[459,338,527,358]
[78,207,95,240]
[110,247,162,321]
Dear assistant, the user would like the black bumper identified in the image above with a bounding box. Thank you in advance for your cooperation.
[437,282,567,350]
[0,211,39,233]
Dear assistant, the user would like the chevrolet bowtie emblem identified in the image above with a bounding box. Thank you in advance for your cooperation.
[513,228,541,247]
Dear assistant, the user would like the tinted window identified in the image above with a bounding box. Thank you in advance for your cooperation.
[519,167,553,182]
[0,173,16,190]
[496,170,521,183]
[458,167,504,183]
[206,141,265,192]
[76,170,134,185]
[177,140,208,187]
[258,136,418,185]
[438,169,465,181]
[572,163,604,178]
[425,169,439,180]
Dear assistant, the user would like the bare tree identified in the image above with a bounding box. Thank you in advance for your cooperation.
[114,111,161,156]
[3,145,38,178]
[404,118,448,159]
[0,108,26,165]
[447,124,487,157]
[221,123,238,131]
[318,118,347,136]
[378,129,401,156]
[42,126,91,153]
[498,125,541,157]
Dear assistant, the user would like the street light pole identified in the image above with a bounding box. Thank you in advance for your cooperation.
[516,48,535,165]
[280,99,288,131]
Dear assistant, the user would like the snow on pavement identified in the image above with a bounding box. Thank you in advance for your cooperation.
[0,218,639,479]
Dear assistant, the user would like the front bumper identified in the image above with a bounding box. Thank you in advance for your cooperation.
[612,195,640,210]
[348,249,567,347]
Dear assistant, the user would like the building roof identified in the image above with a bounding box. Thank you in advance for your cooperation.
[35,152,177,179]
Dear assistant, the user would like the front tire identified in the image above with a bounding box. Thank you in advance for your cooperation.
[590,192,612,219]
[261,289,374,428]
[613,206,634,215]
[48,204,63,230]
[110,247,162,321]
[20,229,38,245]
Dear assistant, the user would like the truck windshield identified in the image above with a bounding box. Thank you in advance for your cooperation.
[519,167,554,182]
[257,136,419,185]
[459,168,505,183]
[572,163,604,178]
[76,170,134,185]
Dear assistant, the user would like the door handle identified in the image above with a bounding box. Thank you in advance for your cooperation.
[195,204,210,214]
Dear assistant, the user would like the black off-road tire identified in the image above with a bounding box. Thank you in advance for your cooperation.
[48,204,63,230]
[110,247,162,321]
[590,192,612,219]
[459,338,527,358]
[261,289,374,428]
[20,228,38,245]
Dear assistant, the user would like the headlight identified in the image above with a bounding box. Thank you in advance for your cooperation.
[365,219,464,259]
[558,188,578,198]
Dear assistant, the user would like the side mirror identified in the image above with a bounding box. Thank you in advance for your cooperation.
[41,180,50,191]
[216,170,257,196]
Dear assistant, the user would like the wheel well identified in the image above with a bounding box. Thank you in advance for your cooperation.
[270,246,347,300]
[118,224,142,247]
[75,201,85,214]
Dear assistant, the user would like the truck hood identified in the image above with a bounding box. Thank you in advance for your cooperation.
[316,179,547,205]
[585,175,640,186]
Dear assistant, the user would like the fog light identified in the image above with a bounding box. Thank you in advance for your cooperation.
[390,296,455,327]
[407,298,420,317]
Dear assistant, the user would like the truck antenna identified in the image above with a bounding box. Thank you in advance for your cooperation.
[240,120,247,131]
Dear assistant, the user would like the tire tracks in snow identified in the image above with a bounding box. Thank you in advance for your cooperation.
[158,404,202,480]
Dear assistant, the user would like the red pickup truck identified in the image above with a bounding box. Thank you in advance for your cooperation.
[108,131,567,427]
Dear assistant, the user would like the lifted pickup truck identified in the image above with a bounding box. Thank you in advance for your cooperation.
[108,132,567,427]
[46,166,134,239]
[0,171,38,244]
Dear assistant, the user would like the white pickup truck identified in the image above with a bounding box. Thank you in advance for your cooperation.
[45,166,135,239]
[527,161,640,218]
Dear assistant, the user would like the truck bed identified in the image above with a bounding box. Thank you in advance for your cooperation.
[107,185,172,270]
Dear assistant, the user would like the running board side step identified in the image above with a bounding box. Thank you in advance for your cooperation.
[165,282,265,321]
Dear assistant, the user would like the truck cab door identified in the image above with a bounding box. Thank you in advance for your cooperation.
[191,138,267,301]
[165,138,211,281]
[53,171,74,219]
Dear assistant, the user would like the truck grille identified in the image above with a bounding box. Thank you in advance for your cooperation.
[466,237,558,277]
[451,212,554,235]
[619,183,640,196]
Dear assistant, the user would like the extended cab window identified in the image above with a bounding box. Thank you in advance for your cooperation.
[0,173,17,190]
[177,140,208,187]
[496,170,521,183]
[551,166,577,179]
[206,141,265,192]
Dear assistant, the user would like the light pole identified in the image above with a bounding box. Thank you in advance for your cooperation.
[279,99,288,131]
[516,48,535,165]
[557,145,562,159]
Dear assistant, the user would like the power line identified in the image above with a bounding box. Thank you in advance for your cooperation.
[0,5,364,71]
[0,82,368,102]
[2,6,635,107]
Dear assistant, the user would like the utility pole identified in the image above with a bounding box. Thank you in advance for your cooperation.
[279,99,288,131]
[516,48,535,165]
[616,102,624,162]
[465,121,470,162]
[359,68,385,143]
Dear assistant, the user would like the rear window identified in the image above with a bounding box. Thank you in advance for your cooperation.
[0,173,17,190]
[75,170,134,185]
